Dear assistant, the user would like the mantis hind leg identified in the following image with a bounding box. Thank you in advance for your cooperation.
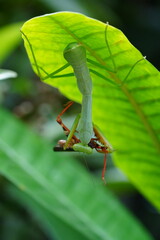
[105,22,117,73]
[21,30,74,81]
[21,30,41,78]
[104,23,146,87]
[86,23,146,88]
[120,56,146,86]
[102,153,107,184]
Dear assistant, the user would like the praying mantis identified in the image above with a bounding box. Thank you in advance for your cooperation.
[21,23,146,182]
[53,42,114,183]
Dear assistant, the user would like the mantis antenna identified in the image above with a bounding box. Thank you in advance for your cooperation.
[63,42,94,154]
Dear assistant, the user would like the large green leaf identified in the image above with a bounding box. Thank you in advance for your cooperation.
[21,12,160,209]
[0,108,152,240]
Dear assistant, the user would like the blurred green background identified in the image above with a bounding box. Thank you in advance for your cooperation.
[0,0,160,239]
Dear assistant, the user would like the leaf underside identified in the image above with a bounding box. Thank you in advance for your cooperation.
[21,12,160,209]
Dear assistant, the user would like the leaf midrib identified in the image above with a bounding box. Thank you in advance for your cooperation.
[51,16,160,154]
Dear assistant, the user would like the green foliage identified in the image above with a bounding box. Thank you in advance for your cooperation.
[0,22,22,64]
[0,108,153,240]
[21,12,160,210]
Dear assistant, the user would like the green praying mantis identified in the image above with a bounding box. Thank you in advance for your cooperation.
[21,23,146,182]
[53,42,114,183]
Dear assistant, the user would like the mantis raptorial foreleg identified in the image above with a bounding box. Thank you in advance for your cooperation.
[63,113,81,150]
[104,23,146,86]
[54,100,113,182]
